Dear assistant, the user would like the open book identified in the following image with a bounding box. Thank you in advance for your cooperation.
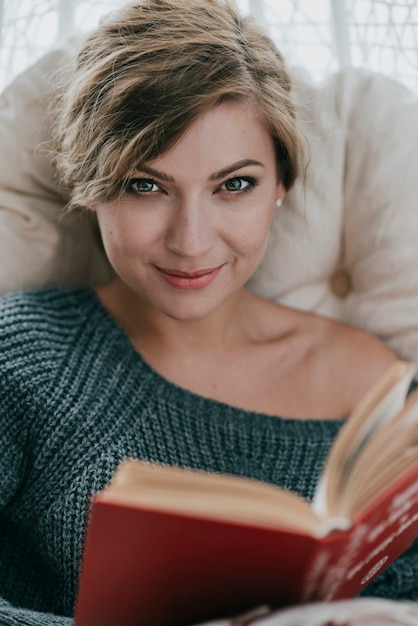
[74,361,418,626]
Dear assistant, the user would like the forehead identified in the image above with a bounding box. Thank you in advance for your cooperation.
[142,100,276,175]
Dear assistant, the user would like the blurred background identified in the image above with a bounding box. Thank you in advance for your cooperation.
[0,0,417,92]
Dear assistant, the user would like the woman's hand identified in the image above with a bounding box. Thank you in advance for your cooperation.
[193,598,418,626]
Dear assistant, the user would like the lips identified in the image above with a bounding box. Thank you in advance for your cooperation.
[155,265,223,289]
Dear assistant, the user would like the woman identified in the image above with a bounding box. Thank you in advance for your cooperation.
[0,1,416,624]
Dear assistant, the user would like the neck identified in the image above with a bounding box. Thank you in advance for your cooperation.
[96,279,253,352]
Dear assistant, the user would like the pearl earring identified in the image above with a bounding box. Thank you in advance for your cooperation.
[275,198,283,209]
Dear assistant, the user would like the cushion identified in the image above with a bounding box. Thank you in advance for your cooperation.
[249,66,418,365]
[0,48,113,292]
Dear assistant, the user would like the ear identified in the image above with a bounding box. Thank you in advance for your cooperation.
[274,181,286,208]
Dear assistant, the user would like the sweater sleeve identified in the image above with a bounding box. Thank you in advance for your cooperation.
[0,375,27,509]
[0,372,73,626]
[0,600,73,626]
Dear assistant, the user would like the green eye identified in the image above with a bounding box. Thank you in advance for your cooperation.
[135,180,155,192]
[224,178,244,191]
[124,178,159,194]
[221,177,255,193]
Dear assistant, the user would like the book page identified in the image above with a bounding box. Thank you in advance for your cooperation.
[312,361,416,519]
[98,459,321,533]
[337,389,418,516]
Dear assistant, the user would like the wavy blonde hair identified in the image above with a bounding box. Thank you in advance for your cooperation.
[54,0,303,210]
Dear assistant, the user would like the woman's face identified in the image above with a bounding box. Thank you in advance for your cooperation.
[93,100,285,321]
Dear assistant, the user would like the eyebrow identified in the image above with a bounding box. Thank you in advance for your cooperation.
[209,159,265,181]
[134,159,265,184]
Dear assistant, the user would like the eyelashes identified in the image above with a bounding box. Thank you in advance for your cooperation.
[123,178,160,194]
[220,176,257,194]
[122,176,258,197]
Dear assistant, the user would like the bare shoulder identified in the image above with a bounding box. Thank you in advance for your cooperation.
[253,296,396,367]
[233,293,399,418]
[258,299,399,416]
[248,295,397,384]
[325,316,397,369]
[310,314,399,411]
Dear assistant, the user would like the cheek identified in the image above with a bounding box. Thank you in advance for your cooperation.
[96,206,143,255]
[95,208,133,267]
[229,209,274,256]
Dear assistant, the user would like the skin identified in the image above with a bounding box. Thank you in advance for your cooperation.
[94,100,397,420]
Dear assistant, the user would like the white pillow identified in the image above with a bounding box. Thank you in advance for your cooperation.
[0,51,417,365]
[0,48,113,293]
[249,67,418,365]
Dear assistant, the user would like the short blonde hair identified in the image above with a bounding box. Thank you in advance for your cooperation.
[54,0,303,210]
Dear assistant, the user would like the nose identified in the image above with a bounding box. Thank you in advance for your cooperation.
[165,197,216,258]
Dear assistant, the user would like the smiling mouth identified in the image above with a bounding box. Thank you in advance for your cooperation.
[155,266,223,289]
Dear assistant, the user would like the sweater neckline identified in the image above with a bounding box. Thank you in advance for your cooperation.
[75,287,345,428]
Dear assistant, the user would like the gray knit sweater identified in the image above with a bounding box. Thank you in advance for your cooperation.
[0,288,417,625]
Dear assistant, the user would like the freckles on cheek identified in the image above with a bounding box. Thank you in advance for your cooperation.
[98,218,124,259]
[100,213,127,249]
[237,217,272,251]
[107,226,142,261]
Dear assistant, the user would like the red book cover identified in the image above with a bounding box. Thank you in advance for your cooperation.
[74,463,418,626]
[303,464,418,602]
[74,497,344,626]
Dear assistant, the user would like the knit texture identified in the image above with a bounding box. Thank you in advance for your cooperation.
[0,288,417,625]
